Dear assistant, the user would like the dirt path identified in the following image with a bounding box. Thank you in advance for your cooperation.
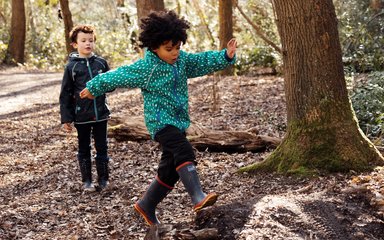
[0,70,383,239]
[0,72,62,118]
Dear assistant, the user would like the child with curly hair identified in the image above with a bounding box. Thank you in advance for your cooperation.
[80,10,237,224]
[60,25,111,192]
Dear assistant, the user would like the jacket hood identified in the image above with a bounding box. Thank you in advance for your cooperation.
[144,49,170,65]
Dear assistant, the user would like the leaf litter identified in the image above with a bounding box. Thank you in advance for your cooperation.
[0,71,383,239]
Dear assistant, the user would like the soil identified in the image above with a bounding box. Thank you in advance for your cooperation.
[0,68,383,240]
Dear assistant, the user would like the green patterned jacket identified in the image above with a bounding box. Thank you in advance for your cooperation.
[86,49,236,138]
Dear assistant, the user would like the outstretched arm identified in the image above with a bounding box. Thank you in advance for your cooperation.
[226,38,237,59]
[79,60,150,99]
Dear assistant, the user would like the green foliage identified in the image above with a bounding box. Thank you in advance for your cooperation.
[335,0,384,72]
[0,40,6,61]
[350,72,384,139]
[235,46,278,75]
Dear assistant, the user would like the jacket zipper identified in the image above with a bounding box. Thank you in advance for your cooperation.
[86,58,99,121]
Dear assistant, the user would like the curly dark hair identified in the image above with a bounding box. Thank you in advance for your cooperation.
[138,10,190,50]
[69,25,96,43]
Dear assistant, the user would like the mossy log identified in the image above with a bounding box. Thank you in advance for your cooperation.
[108,116,280,153]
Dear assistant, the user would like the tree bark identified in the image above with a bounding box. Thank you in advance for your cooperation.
[59,0,74,55]
[117,0,124,7]
[108,116,280,153]
[218,0,234,75]
[242,0,384,174]
[3,0,25,65]
[135,0,164,22]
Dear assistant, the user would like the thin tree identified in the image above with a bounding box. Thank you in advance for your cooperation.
[241,0,384,174]
[135,0,164,21]
[3,0,26,65]
[218,0,234,75]
[234,0,281,54]
[59,0,74,55]
[190,0,215,47]
[134,0,164,56]
[117,0,124,7]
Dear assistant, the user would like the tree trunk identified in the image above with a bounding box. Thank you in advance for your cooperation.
[218,0,234,75]
[135,0,164,22]
[117,0,124,7]
[370,0,383,12]
[242,0,384,174]
[59,0,74,56]
[3,0,25,65]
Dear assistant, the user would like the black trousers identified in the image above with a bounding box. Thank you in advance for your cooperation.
[154,125,196,187]
[75,120,109,161]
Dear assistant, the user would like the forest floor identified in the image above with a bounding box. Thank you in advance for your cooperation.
[0,67,383,240]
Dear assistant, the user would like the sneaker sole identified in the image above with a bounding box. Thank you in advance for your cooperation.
[193,193,218,212]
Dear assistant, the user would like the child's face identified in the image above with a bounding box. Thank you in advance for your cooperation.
[73,32,95,58]
[153,41,181,65]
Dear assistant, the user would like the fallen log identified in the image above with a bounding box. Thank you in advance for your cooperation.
[108,116,280,153]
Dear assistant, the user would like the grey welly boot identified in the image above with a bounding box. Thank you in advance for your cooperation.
[177,162,218,212]
[134,177,173,225]
[78,158,95,191]
[95,158,109,189]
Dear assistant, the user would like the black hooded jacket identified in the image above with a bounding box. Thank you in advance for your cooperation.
[59,52,110,124]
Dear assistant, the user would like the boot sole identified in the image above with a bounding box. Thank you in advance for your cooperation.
[134,203,158,226]
[193,193,218,212]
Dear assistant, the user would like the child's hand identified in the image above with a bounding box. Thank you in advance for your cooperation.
[63,122,73,132]
[226,38,237,59]
[80,88,95,99]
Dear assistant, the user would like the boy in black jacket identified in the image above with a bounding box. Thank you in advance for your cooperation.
[59,25,111,191]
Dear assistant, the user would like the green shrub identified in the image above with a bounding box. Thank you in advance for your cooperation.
[350,72,384,139]
[235,46,278,75]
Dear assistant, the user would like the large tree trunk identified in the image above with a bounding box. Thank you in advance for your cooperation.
[218,0,234,75]
[242,0,384,174]
[59,0,74,56]
[3,0,25,65]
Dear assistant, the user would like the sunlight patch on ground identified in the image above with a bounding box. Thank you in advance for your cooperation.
[239,192,325,239]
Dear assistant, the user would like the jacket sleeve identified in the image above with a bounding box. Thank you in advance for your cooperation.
[184,49,236,78]
[59,66,75,123]
[86,60,149,97]
[103,60,115,93]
